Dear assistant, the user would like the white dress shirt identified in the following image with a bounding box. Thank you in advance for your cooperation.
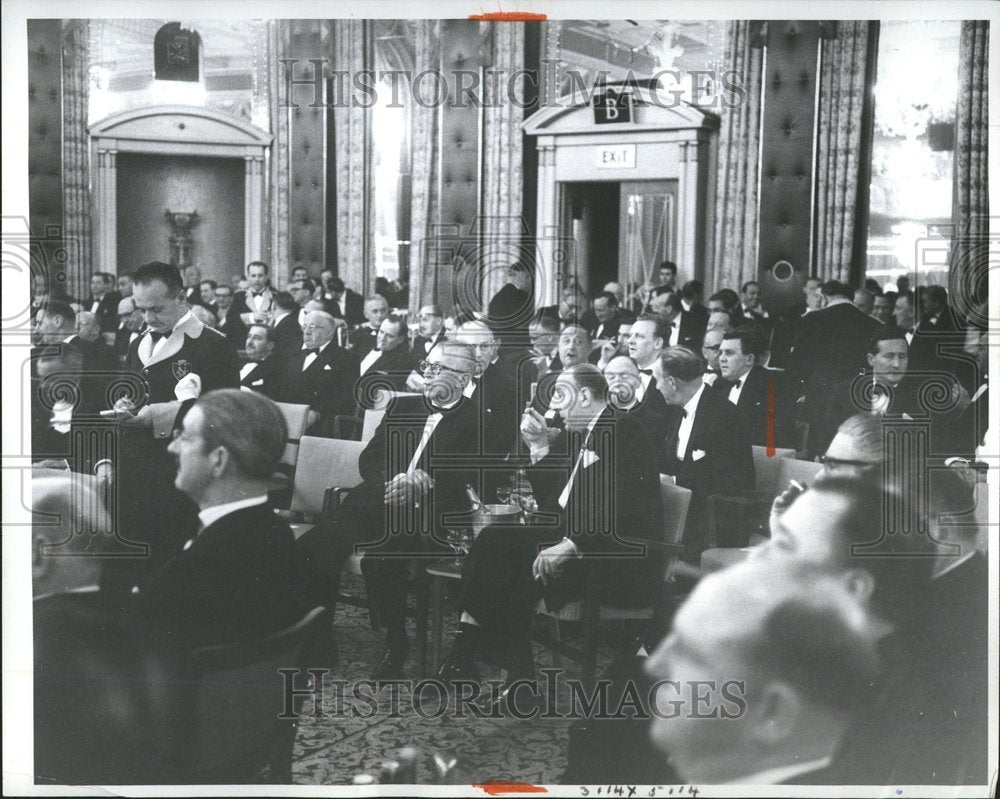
[668,319,680,347]
[727,370,750,406]
[197,495,269,534]
[406,397,461,473]
[676,383,705,460]
[151,310,193,357]
[360,347,382,375]
[635,366,655,403]
[239,361,259,381]
[557,412,603,509]
[302,339,331,371]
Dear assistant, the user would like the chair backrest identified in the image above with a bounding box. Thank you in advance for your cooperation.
[751,445,797,497]
[659,476,693,546]
[177,607,327,780]
[361,408,385,442]
[290,436,365,515]
[274,402,311,469]
[777,457,823,490]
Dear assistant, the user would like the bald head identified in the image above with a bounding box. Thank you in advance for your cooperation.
[75,311,101,342]
[455,320,498,374]
[603,355,641,409]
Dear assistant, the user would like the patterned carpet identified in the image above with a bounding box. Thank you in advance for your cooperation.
[291,573,614,785]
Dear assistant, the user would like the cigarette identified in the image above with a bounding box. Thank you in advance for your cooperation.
[789,480,806,492]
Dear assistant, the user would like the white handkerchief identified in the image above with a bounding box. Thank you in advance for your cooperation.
[691,449,706,462]
[324,364,332,371]
[252,379,263,386]
[581,450,600,469]
[175,373,202,401]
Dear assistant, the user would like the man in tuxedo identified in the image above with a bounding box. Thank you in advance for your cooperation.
[86,272,121,334]
[540,287,598,331]
[853,288,875,317]
[231,260,274,327]
[787,280,881,457]
[270,290,303,355]
[322,274,365,326]
[908,285,972,391]
[298,341,484,678]
[277,310,359,437]
[645,557,884,785]
[871,293,893,325]
[593,320,633,368]
[627,315,669,405]
[528,314,562,378]
[892,291,916,340]
[351,294,390,357]
[411,304,446,356]
[657,346,755,554]
[487,261,535,343]
[134,389,312,652]
[181,265,202,306]
[589,292,629,341]
[701,327,724,386]
[739,280,770,326]
[655,260,678,294]
[604,355,670,439]
[107,261,241,596]
[358,315,417,392]
[680,279,708,320]
[116,272,133,298]
[289,266,308,283]
[114,296,143,364]
[437,364,663,694]
[212,283,248,349]
[239,325,283,399]
[291,278,324,326]
[196,279,219,314]
[714,327,789,447]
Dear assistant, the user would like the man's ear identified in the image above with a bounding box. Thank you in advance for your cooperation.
[866,352,876,368]
[841,567,876,603]
[749,681,802,745]
[211,446,230,478]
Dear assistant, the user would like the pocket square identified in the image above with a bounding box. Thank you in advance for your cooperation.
[581,450,600,469]
[251,379,264,386]
[691,449,706,462]
[324,364,332,371]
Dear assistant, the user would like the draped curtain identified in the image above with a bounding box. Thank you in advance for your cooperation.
[408,20,441,314]
[949,20,989,319]
[478,21,526,311]
[709,21,763,293]
[268,20,292,278]
[62,19,92,298]
[332,19,374,293]
[813,21,876,282]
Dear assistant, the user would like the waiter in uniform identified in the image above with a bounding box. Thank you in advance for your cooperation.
[103,261,240,596]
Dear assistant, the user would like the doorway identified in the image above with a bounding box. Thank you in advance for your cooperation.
[560,179,677,298]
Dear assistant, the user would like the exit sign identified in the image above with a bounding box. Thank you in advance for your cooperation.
[594,144,636,169]
[593,88,633,124]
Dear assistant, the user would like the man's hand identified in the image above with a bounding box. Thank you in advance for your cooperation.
[384,469,433,505]
[769,481,806,535]
[598,338,618,368]
[118,404,153,429]
[520,407,551,450]
[532,539,577,585]
[405,371,425,392]
[306,409,320,429]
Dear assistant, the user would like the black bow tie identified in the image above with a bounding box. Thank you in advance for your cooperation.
[303,347,319,356]
[639,368,653,375]
[149,330,171,343]
[252,290,266,298]
[734,378,743,389]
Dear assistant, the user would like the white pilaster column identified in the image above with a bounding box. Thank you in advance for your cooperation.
[244,155,266,267]
[95,148,117,274]
[534,139,559,308]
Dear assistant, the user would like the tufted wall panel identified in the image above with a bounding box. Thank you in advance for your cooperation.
[436,20,483,313]
[756,21,822,317]
[286,20,330,285]
[27,20,68,298]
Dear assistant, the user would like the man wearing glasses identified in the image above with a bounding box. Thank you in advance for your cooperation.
[276,310,359,436]
[296,340,485,680]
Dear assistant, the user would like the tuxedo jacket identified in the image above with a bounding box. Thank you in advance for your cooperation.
[472,360,521,459]
[786,302,880,454]
[341,394,488,550]
[527,409,664,605]
[115,326,141,363]
[86,291,122,333]
[277,343,359,434]
[712,366,791,448]
[239,355,284,399]
[358,343,418,393]
[659,386,755,548]
[411,331,447,358]
[629,375,672,440]
[214,306,249,350]
[909,309,977,393]
[587,313,626,341]
[271,312,303,355]
[939,383,988,458]
[350,324,379,358]
[133,504,312,651]
[231,287,274,326]
[488,283,535,341]
[325,289,365,326]
[675,308,707,351]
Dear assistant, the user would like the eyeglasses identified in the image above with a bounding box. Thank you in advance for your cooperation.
[818,455,879,469]
[419,360,464,376]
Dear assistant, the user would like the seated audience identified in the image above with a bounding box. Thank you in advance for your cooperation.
[588,291,630,341]
[351,294,390,356]
[133,389,313,651]
[358,314,417,392]
[713,326,790,447]
[437,364,663,706]
[239,324,283,399]
[657,346,755,554]
[277,310,359,437]
[739,280,769,325]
